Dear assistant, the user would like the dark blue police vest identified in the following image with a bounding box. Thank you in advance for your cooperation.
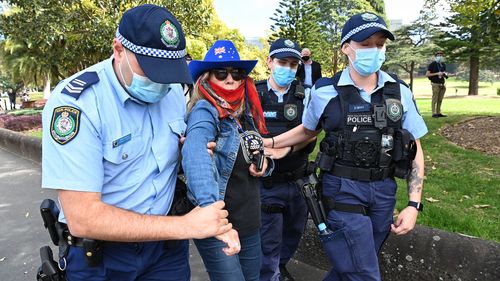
[256,80,312,173]
[316,72,415,180]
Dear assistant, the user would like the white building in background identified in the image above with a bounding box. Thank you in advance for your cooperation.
[389,19,403,31]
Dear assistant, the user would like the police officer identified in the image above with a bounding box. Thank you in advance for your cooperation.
[256,38,315,281]
[264,13,427,281]
[41,4,231,281]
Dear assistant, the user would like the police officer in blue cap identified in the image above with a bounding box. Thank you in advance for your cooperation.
[41,4,231,280]
[264,12,427,281]
[256,38,316,281]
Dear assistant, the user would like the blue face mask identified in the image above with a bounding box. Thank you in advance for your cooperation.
[272,64,297,87]
[120,51,170,103]
[435,55,443,63]
[348,45,386,76]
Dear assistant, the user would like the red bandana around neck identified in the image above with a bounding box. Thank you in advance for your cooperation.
[198,77,268,135]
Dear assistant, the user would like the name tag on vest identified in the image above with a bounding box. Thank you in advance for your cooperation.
[264,111,278,119]
[349,104,370,112]
[347,114,373,125]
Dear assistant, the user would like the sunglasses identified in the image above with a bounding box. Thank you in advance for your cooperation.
[211,68,247,81]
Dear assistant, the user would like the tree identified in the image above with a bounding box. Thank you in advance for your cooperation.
[0,0,214,98]
[385,9,438,90]
[269,0,322,51]
[430,0,499,95]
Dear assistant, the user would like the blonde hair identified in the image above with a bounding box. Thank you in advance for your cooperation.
[187,72,210,113]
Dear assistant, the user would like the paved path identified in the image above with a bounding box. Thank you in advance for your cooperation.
[0,147,326,280]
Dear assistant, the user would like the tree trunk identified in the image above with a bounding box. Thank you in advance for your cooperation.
[468,55,479,96]
[43,73,51,99]
[332,49,339,74]
[409,61,415,92]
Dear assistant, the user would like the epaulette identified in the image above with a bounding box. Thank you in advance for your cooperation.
[314,77,335,90]
[61,71,99,99]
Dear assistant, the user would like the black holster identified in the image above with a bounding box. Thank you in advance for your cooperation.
[36,246,66,281]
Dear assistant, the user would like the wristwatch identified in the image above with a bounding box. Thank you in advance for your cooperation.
[408,201,423,212]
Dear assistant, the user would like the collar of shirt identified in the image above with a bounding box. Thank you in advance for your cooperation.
[267,79,291,103]
[304,60,312,65]
[104,56,138,106]
[338,67,396,102]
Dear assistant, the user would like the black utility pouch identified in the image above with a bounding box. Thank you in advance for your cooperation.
[393,129,417,178]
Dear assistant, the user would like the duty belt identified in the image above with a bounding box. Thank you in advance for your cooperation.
[262,163,308,187]
[329,163,395,181]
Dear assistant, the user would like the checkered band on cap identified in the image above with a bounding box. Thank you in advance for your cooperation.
[116,30,186,59]
[341,22,388,45]
[269,48,301,58]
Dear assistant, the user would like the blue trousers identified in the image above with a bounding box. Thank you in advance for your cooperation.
[195,231,262,281]
[259,181,308,281]
[64,240,190,281]
[320,174,397,281]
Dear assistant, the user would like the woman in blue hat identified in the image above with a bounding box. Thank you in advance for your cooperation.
[263,12,428,281]
[182,40,273,281]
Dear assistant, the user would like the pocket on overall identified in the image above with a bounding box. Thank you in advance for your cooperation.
[319,225,355,273]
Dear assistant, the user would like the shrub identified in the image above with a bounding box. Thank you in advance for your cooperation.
[0,113,42,132]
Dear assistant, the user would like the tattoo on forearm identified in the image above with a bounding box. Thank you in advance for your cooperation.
[407,165,423,194]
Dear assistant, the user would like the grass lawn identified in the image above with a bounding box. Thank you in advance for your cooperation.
[408,76,500,98]
[399,97,499,242]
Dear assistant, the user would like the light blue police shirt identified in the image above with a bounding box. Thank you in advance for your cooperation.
[303,68,428,139]
[42,57,186,223]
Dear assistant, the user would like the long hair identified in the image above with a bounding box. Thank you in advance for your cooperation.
[187,72,210,113]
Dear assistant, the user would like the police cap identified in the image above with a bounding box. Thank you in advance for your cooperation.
[269,39,301,60]
[116,4,192,84]
[341,12,395,46]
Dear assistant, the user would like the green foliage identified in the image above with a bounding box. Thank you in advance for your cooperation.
[6,108,42,116]
[455,69,497,84]
[269,0,321,50]
[0,0,214,90]
[384,9,441,90]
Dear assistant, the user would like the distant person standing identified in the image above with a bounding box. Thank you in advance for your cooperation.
[296,48,322,88]
[426,51,448,118]
[8,89,16,110]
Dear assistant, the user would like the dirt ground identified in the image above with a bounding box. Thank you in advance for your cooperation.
[440,116,500,157]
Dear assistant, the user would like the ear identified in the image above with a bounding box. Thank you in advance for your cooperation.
[341,43,350,56]
[266,57,273,70]
[112,39,125,62]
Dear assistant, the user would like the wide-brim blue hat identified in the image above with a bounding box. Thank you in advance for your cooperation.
[117,4,192,84]
[189,40,257,81]
[341,12,395,46]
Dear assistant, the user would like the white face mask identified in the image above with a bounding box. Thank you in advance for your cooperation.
[119,50,170,103]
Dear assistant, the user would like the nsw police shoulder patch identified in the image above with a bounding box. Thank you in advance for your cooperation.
[50,106,81,145]
[385,98,403,122]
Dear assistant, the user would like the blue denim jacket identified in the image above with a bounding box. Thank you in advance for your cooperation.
[182,99,273,207]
